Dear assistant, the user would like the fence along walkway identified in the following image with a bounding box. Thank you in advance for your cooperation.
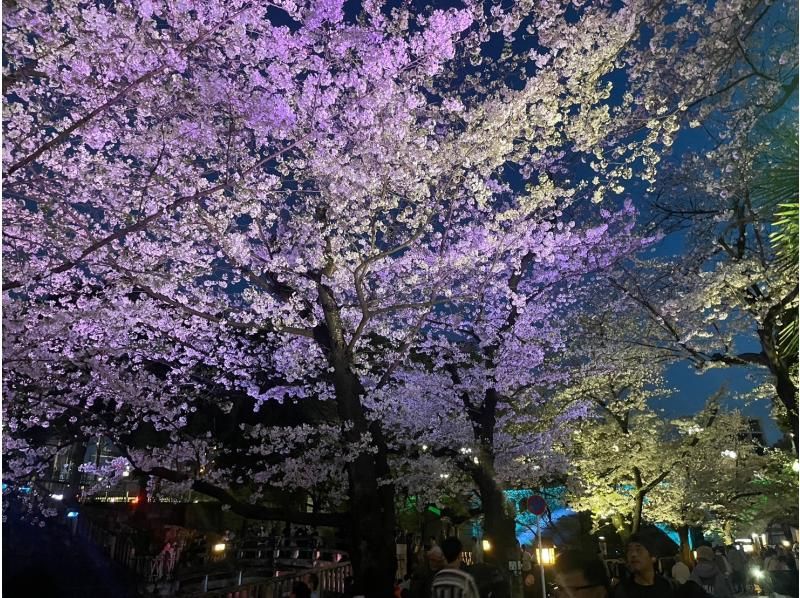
[183,561,352,597]
[72,513,161,579]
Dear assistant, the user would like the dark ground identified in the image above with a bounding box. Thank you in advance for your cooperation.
[3,514,139,598]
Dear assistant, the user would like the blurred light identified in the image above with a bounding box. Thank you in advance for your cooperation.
[781,540,791,548]
[122,470,130,477]
[751,568,764,579]
[20,486,31,493]
[473,457,480,464]
[792,461,799,472]
[692,551,697,560]
[536,547,556,565]
[598,536,605,541]
[742,544,754,553]
[213,543,226,553]
[1,484,7,491]
[721,450,737,459]
[761,534,767,545]
[50,494,64,501]
[67,511,79,518]
[130,496,139,504]
[421,444,428,451]
[482,539,492,552]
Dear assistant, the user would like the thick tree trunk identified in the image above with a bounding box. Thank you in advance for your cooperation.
[632,468,644,534]
[631,494,644,534]
[759,318,799,454]
[474,467,517,568]
[774,366,799,453]
[677,525,693,565]
[319,283,397,596]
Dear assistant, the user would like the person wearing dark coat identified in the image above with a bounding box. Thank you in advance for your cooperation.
[689,547,733,598]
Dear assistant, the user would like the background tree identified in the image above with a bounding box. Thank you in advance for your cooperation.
[602,0,798,446]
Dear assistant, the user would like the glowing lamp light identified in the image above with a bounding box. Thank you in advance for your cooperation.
[50,494,64,501]
[781,540,791,548]
[536,547,556,565]
[122,470,130,477]
[751,568,764,579]
[482,539,492,552]
[213,543,226,553]
[66,511,79,518]
[742,544,754,553]
[130,496,139,504]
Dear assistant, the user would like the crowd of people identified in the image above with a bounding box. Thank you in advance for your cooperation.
[388,533,798,598]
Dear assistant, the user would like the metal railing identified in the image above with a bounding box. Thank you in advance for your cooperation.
[73,515,163,580]
[184,561,352,598]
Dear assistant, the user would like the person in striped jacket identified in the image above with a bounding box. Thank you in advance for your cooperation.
[432,537,481,598]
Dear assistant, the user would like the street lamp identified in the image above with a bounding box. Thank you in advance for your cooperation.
[536,547,556,565]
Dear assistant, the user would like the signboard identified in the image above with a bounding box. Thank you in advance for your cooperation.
[527,495,547,515]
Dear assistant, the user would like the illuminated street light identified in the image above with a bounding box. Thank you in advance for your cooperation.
[536,547,556,565]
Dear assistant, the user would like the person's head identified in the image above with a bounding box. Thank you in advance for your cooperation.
[626,533,657,575]
[671,562,691,584]
[441,536,463,565]
[427,546,446,571]
[695,546,715,563]
[554,549,610,598]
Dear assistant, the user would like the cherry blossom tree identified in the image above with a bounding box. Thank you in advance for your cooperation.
[602,0,799,448]
[557,336,729,539]
[378,202,649,572]
[3,0,790,592]
[645,418,797,558]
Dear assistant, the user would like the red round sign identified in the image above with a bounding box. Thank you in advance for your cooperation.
[527,495,547,515]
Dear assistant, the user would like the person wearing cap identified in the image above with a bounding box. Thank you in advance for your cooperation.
[690,546,733,598]
[554,549,611,598]
[612,533,679,598]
